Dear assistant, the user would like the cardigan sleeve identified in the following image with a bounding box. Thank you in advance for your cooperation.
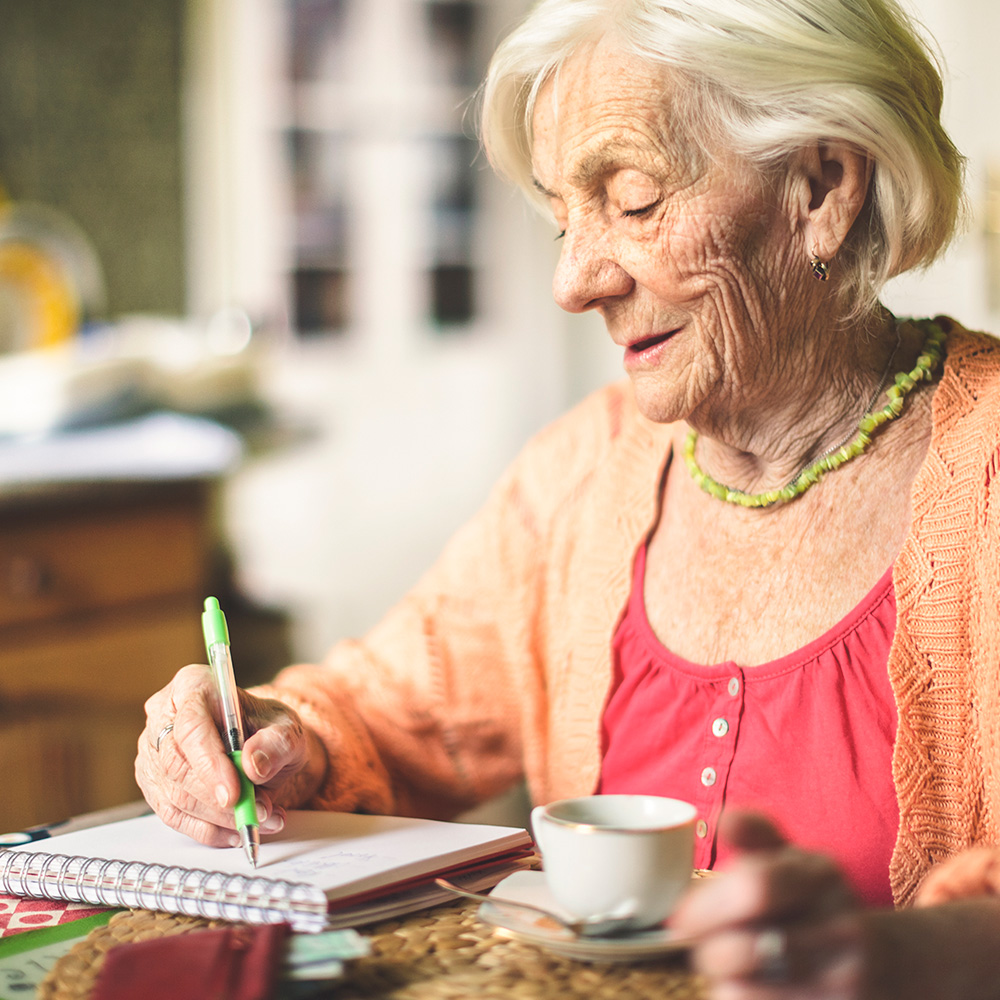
[250,383,633,818]
[968,399,1000,847]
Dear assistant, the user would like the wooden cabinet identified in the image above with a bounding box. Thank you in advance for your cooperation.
[0,480,213,832]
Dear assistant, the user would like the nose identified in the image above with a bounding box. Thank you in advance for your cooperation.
[552,226,634,314]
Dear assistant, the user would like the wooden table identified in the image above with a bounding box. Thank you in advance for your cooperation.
[39,900,707,999]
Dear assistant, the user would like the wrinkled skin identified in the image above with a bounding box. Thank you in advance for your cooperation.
[529,37,880,466]
[135,664,327,847]
[528,37,932,675]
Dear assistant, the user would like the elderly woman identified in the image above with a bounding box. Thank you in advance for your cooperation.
[137,0,1000,995]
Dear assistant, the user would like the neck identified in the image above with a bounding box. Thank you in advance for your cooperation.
[687,308,902,496]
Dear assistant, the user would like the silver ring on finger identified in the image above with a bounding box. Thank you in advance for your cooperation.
[754,927,789,982]
[154,722,175,752]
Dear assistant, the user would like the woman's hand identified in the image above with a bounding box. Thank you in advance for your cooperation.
[671,811,863,999]
[135,664,328,848]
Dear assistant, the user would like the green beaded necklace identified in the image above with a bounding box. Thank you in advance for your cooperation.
[683,318,947,508]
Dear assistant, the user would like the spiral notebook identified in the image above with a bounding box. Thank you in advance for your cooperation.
[0,811,533,933]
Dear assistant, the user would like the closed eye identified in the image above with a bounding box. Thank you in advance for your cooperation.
[621,199,662,219]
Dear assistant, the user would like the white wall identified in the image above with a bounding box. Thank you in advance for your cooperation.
[222,256,619,660]
[190,0,620,661]
[882,0,1000,330]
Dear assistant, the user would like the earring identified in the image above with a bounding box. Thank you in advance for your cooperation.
[809,252,829,282]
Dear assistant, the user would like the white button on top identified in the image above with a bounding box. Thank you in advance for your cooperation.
[712,717,729,738]
[696,819,708,839]
[728,676,741,697]
[700,766,717,787]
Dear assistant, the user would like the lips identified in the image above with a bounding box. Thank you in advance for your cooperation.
[626,329,678,355]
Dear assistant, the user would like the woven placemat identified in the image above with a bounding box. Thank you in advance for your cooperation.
[37,909,221,1000]
[39,900,706,1000]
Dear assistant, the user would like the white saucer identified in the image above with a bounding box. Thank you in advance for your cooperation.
[477,870,690,963]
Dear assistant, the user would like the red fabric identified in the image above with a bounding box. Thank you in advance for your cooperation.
[599,542,899,907]
[90,922,289,1000]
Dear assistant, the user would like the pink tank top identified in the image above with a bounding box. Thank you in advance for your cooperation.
[599,542,899,907]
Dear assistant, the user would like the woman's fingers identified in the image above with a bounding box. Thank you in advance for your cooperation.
[135,665,314,844]
[169,670,246,809]
[136,666,233,840]
[136,734,244,848]
[241,696,329,810]
[240,694,309,783]
[151,797,246,850]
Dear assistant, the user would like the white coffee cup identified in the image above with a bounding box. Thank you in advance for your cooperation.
[530,794,697,929]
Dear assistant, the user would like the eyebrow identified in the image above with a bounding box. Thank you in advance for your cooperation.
[572,143,641,188]
[531,140,653,201]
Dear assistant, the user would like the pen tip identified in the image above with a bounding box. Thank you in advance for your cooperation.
[239,826,260,868]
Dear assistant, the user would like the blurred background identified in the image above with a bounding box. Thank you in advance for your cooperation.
[0,0,997,830]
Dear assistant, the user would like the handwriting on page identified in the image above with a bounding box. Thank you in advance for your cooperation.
[274,852,386,880]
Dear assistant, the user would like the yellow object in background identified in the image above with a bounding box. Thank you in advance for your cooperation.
[0,240,79,348]
[0,192,104,353]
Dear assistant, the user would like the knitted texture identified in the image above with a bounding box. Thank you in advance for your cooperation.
[889,321,1000,903]
[256,317,1000,906]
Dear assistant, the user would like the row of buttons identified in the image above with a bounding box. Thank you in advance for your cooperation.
[695,675,742,842]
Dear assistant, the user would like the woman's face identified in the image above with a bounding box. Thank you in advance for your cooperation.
[530,40,816,426]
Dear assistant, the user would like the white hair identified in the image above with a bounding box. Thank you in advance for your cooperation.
[480,0,966,316]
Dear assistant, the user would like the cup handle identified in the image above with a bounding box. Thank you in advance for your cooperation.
[530,806,548,853]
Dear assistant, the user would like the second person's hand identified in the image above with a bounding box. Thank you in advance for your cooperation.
[672,811,863,999]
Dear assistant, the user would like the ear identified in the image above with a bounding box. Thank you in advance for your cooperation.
[795,142,873,262]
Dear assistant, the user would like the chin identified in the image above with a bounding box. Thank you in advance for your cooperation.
[627,373,691,426]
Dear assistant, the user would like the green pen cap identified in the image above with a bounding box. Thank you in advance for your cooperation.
[230,751,258,831]
[202,596,230,650]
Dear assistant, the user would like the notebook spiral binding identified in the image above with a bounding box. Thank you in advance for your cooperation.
[0,849,329,932]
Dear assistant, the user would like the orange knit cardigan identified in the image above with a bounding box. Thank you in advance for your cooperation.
[257,319,1000,906]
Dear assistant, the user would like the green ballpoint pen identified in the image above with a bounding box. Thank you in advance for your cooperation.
[202,596,260,867]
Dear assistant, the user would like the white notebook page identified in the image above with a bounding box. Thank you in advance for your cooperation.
[24,810,530,902]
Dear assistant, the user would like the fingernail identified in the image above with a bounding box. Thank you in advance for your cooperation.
[261,809,285,834]
[229,833,242,848]
[255,800,269,823]
[216,784,230,808]
[251,749,270,780]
